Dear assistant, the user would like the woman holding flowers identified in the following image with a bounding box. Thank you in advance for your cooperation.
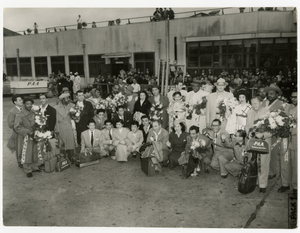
[148,85,169,129]
[234,90,252,131]
[167,120,189,169]
[167,92,186,132]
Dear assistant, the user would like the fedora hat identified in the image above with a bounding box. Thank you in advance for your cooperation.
[191,79,202,86]
[264,84,283,96]
[214,78,228,87]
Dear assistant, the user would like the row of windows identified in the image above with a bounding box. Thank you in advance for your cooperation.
[186,38,297,76]
[6,52,156,77]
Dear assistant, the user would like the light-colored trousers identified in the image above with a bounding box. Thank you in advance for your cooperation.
[257,137,271,188]
[211,152,234,176]
[281,148,297,189]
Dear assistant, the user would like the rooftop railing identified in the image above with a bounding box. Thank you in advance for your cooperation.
[9,7,292,36]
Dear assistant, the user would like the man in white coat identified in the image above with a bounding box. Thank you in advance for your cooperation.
[206,78,233,129]
[186,80,209,132]
[73,72,81,94]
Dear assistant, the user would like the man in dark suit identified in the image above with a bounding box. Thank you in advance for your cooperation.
[74,90,95,144]
[64,75,74,100]
[139,115,152,143]
[112,105,132,129]
[39,93,56,133]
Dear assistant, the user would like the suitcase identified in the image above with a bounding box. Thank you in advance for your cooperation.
[75,151,100,168]
[56,154,71,172]
[141,157,155,177]
[238,152,258,194]
[44,156,57,173]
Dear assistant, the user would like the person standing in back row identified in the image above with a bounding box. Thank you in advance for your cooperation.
[77,15,82,29]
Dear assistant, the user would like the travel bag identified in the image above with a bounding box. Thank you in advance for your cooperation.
[140,157,155,177]
[74,151,100,168]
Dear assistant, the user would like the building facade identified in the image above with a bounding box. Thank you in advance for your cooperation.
[3,10,297,86]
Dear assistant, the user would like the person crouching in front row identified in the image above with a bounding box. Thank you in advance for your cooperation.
[80,119,107,157]
[221,130,250,178]
[142,120,170,173]
[100,120,116,158]
[206,119,234,178]
[126,120,144,158]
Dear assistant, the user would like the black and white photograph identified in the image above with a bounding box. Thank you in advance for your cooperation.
[1,1,299,230]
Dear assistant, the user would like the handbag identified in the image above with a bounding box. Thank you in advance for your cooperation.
[56,153,71,172]
[246,138,269,154]
[75,151,100,168]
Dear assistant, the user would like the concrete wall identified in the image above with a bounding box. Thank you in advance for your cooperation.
[3,11,297,82]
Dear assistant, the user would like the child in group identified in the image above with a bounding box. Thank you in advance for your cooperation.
[167,91,186,132]
[93,109,107,130]
[126,121,144,158]
[221,130,250,177]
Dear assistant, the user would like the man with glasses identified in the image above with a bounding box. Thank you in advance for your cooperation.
[205,119,233,178]
[278,90,297,194]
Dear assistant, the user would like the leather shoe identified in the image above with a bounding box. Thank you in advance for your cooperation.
[221,174,228,179]
[260,188,266,193]
[268,174,276,180]
[27,172,33,178]
[205,169,209,174]
[18,163,23,169]
[278,186,290,193]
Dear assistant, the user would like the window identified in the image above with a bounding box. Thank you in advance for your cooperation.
[6,58,18,76]
[69,55,84,76]
[35,57,48,77]
[51,56,65,74]
[88,55,105,77]
[134,52,155,75]
[20,57,32,77]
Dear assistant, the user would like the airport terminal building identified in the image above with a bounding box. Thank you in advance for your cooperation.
[3,9,297,87]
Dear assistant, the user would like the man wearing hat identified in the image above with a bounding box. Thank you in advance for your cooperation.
[206,78,233,129]
[54,92,76,163]
[124,85,137,112]
[186,80,209,132]
[14,98,41,177]
[262,84,284,180]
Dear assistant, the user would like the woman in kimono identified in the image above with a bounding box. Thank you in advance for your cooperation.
[167,91,186,132]
[54,93,76,162]
[112,119,130,162]
[167,120,189,169]
[148,85,169,129]
[235,90,252,131]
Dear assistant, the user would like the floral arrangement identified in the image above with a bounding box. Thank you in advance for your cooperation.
[194,96,207,115]
[106,93,127,112]
[34,112,48,127]
[250,110,297,138]
[149,103,164,121]
[278,96,289,108]
[185,103,193,120]
[34,130,52,142]
[168,101,186,121]
[69,106,82,122]
[31,105,40,113]
[216,97,239,120]
[189,139,208,177]
[95,99,107,110]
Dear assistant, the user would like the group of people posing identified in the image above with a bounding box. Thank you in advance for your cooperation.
[6,76,297,196]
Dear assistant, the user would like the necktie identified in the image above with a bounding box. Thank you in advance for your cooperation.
[215,133,218,139]
[109,130,112,140]
[91,131,94,146]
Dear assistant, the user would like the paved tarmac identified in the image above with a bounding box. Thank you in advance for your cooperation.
[2,96,292,228]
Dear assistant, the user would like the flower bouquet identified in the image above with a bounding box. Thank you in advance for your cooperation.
[194,96,207,115]
[31,104,40,113]
[149,103,164,121]
[249,110,297,139]
[189,139,208,176]
[95,99,107,110]
[185,103,193,120]
[69,106,82,123]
